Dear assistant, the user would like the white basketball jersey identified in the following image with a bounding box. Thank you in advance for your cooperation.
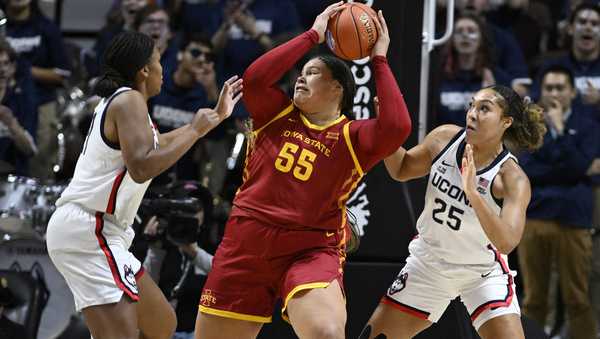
[57,87,159,228]
[411,129,517,267]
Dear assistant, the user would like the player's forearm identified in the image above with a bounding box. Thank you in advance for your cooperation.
[243,30,318,91]
[158,124,196,147]
[372,56,412,152]
[469,193,520,254]
[128,128,200,183]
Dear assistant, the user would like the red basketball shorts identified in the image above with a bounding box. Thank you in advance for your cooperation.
[199,215,346,323]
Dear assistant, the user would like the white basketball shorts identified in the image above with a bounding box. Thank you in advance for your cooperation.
[46,202,143,311]
[383,252,520,331]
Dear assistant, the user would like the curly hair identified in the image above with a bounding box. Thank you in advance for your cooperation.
[487,85,547,152]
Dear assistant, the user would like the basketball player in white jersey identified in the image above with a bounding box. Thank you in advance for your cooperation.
[45,31,243,339]
[360,85,547,339]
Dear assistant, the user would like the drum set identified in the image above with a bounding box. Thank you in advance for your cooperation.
[0,175,74,339]
[0,174,66,241]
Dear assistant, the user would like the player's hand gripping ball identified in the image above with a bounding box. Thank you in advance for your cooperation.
[326,2,379,60]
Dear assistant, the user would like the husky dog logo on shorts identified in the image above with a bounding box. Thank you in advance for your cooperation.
[123,264,137,289]
[388,272,408,295]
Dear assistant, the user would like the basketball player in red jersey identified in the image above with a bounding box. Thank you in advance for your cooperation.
[194,2,412,339]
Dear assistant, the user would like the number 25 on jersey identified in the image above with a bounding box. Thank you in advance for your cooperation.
[275,142,317,181]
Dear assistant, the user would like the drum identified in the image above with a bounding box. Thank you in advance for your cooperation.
[31,184,66,235]
[0,175,41,237]
[0,238,75,339]
[0,176,66,239]
[0,175,40,214]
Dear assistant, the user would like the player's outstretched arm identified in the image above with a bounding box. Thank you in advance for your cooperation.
[385,125,459,181]
[114,78,243,183]
[242,2,345,129]
[158,76,243,147]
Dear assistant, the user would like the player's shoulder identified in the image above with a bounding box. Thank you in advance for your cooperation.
[424,124,463,157]
[426,124,462,143]
[498,158,530,194]
[107,90,147,115]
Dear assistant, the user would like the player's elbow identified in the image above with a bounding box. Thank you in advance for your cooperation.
[384,163,410,182]
[128,166,152,184]
[385,118,412,151]
[392,173,410,182]
[242,66,265,88]
[395,118,412,145]
[496,240,518,255]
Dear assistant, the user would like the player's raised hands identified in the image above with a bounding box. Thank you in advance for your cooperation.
[311,1,346,43]
[371,10,389,57]
[215,75,244,119]
[191,76,243,137]
[461,144,477,198]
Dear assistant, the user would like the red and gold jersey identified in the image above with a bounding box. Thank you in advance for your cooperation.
[233,30,412,232]
[231,104,363,231]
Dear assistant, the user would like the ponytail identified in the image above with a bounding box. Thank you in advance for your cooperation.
[487,85,547,152]
[506,98,546,152]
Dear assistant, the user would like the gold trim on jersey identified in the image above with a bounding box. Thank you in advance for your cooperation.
[299,113,346,131]
[343,122,364,176]
[198,305,272,323]
[240,103,296,189]
[253,103,295,136]
[280,282,331,322]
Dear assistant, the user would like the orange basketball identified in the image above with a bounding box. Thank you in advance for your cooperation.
[326,3,379,60]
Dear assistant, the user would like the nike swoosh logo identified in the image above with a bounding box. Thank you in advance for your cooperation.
[326,232,335,237]
[441,160,455,167]
[481,271,492,278]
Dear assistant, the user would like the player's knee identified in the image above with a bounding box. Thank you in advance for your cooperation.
[160,306,178,338]
[305,320,345,339]
[143,307,177,339]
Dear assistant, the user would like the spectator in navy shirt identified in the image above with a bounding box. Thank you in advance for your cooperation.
[439,0,531,95]
[173,0,222,37]
[434,14,511,126]
[535,3,600,122]
[518,64,599,339]
[87,0,149,78]
[0,38,37,176]
[134,4,179,83]
[211,0,301,118]
[2,0,70,180]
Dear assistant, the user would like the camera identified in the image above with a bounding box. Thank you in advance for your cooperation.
[140,197,203,245]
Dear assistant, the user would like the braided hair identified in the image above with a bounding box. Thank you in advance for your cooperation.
[93,31,155,98]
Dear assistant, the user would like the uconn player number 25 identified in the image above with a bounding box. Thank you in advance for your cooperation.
[432,198,465,230]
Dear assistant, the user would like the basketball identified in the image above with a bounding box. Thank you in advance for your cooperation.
[326,3,379,60]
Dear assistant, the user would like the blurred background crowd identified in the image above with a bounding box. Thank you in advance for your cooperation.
[0,0,599,338]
